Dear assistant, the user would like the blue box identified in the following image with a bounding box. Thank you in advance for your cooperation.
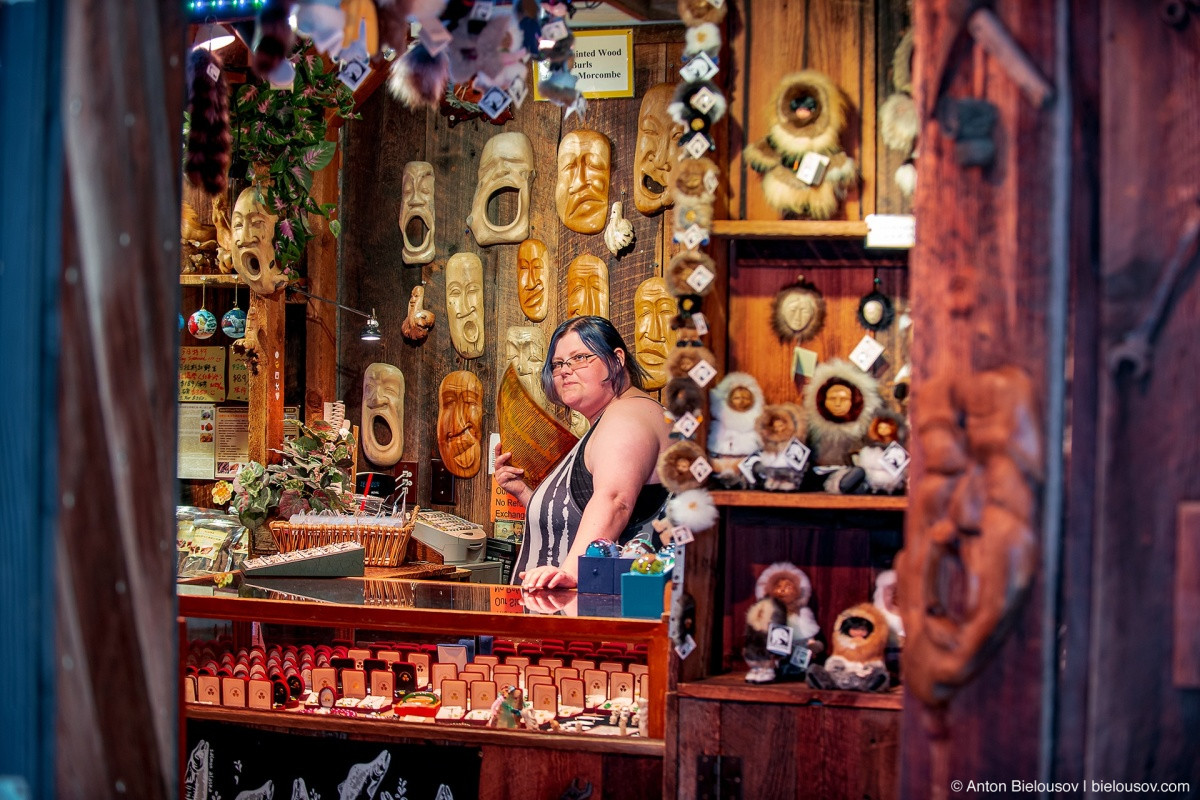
[620,571,671,619]
[576,556,636,594]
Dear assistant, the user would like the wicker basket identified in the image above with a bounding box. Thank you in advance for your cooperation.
[268,508,417,568]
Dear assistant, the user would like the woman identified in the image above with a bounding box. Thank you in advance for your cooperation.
[495,316,672,590]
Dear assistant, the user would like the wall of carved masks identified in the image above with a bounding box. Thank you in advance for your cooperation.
[338,29,688,524]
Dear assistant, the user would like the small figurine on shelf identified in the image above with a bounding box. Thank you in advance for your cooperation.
[855,409,910,494]
[707,372,764,488]
[806,603,891,692]
[743,562,821,683]
[803,359,882,494]
[488,684,532,729]
[751,404,809,491]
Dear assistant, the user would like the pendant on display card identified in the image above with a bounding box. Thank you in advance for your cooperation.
[849,334,886,372]
[688,456,713,483]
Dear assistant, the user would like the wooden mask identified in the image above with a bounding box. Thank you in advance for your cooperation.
[772,277,826,343]
[446,252,484,359]
[555,129,611,234]
[361,363,404,467]
[517,239,550,322]
[228,187,284,296]
[506,325,550,412]
[467,132,534,246]
[566,254,609,319]
[634,277,678,390]
[896,367,1042,708]
[437,370,484,478]
[634,83,682,215]
[399,161,435,265]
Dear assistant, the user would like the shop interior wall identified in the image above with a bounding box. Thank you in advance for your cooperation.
[337,27,687,526]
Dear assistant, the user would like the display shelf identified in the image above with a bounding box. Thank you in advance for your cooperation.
[180,274,241,287]
[709,491,907,511]
[711,219,869,239]
[186,704,665,756]
[677,673,903,711]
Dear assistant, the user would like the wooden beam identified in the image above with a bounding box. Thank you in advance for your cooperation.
[248,292,286,464]
[305,135,341,425]
[600,0,678,21]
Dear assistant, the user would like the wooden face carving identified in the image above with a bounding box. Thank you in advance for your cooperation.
[771,281,826,343]
[230,187,284,296]
[446,252,484,359]
[517,239,550,322]
[361,363,404,467]
[437,370,484,478]
[467,132,534,246]
[634,84,682,215]
[399,161,435,265]
[566,254,609,319]
[555,130,611,234]
[896,367,1042,708]
[634,277,678,389]
[506,325,549,408]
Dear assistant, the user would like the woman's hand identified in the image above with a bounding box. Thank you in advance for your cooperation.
[519,564,578,591]
[494,443,533,507]
[521,588,579,616]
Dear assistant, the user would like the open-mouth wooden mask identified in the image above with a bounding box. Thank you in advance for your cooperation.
[446,252,484,359]
[437,370,484,478]
[556,129,611,234]
[224,187,284,296]
[566,254,609,319]
[467,131,535,246]
[634,83,683,216]
[362,363,404,467]
[517,238,550,322]
[399,161,435,265]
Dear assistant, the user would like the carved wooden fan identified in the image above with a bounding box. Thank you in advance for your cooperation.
[497,365,578,488]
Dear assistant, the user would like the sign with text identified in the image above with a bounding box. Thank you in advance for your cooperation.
[178,404,216,480]
[536,29,633,100]
[490,476,527,523]
[214,406,249,479]
[228,347,249,402]
[179,346,227,402]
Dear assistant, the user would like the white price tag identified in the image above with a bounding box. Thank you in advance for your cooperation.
[688,359,718,388]
[766,623,794,657]
[671,525,695,545]
[675,634,697,660]
[206,62,221,83]
[784,438,811,473]
[478,86,513,120]
[679,52,718,82]
[418,18,452,56]
[683,133,712,160]
[789,644,811,670]
[672,411,701,438]
[738,453,761,483]
[849,334,886,372]
[692,312,709,336]
[880,441,911,477]
[470,1,494,20]
[688,456,713,483]
[507,74,529,108]
[703,169,720,195]
[865,213,917,249]
[679,223,707,250]
[686,264,715,294]
[689,85,718,114]
[541,20,569,42]
[795,152,830,186]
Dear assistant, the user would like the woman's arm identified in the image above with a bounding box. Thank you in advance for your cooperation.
[521,398,668,590]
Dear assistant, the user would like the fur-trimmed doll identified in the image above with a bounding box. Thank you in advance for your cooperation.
[854,409,910,493]
[707,372,765,488]
[744,563,821,683]
[752,404,808,491]
[803,359,881,493]
[743,71,858,219]
[806,603,891,692]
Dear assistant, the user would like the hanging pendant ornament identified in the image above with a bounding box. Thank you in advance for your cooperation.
[222,283,248,339]
[771,275,826,344]
[856,277,895,332]
[188,282,218,340]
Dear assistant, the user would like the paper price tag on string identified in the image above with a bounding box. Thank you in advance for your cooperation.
[795,152,830,186]
[792,346,818,378]
[673,411,701,438]
[507,75,529,108]
[690,86,718,114]
[738,453,761,483]
[880,442,911,477]
[692,313,709,336]
[708,0,725,8]
[784,438,811,473]
[419,19,452,56]
[675,635,697,660]
[479,86,513,120]
[671,525,695,545]
[683,133,712,160]
[680,52,718,82]
[689,359,718,388]
[849,334,885,372]
[470,1,494,20]
[703,170,720,195]
[206,63,221,83]
[679,223,707,249]
[686,264,715,293]
[688,457,713,483]
[541,20,569,42]
[766,624,794,657]
[789,644,812,670]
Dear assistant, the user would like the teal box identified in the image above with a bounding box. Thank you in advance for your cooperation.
[620,571,671,619]
[577,556,636,594]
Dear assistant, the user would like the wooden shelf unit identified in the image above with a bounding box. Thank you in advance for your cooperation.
[180,273,241,287]
[678,673,903,711]
[711,219,870,240]
[710,491,907,511]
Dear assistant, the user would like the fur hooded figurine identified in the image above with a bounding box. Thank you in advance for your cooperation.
[743,563,821,683]
[752,404,809,491]
[803,359,881,492]
[880,28,918,198]
[806,603,891,692]
[707,372,764,488]
[743,71,858,219]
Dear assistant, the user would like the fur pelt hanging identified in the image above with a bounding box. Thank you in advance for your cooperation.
[664,376,704,421]
[667,250,716,297]
[669,156,719,204]
[185,47,232,196]
[743,70,858,219]
[251,5,295,78]
[678,0,727,26]
[666,488,718,532]
[803,359,881,467]
[656,439,710,494]
[388,42,451,110]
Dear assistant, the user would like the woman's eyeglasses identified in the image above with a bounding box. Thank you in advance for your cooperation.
[550,352,600,375]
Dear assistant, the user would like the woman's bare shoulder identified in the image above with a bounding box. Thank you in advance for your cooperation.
[601,392,671,432]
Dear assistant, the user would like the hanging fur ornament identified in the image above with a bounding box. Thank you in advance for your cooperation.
[185,47,232,197]
[803,359,881,469]
[672,199,714,242]
[664,376,704,422]
[678,0,727,26]
[669,156,719,205]
[683,22,721,60]
[752,403,808,491]
[806,603,891,692]
[251,4,295,78]
[666,488,718,532]
[668,342,718,381]
[880,29,918,198]
[743,70,858,219]
[667,251,716,298]
[388,42,451,109]
[856,278,895,332]
[670,80,727,139]
[771,276,826,344]
[657,439,711,494]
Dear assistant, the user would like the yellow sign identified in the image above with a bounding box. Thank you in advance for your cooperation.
[535,29,634,100]
[179,346,227,402]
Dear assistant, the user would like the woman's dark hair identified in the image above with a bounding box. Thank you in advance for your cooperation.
[541,316,649,405]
